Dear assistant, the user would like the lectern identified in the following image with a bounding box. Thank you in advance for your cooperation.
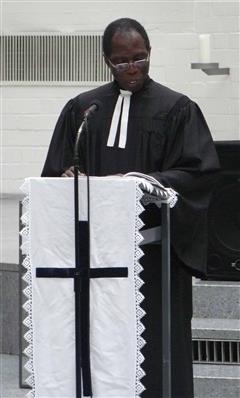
[19,176,174,398]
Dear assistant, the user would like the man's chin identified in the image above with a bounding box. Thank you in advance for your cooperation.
[121,80,144,92]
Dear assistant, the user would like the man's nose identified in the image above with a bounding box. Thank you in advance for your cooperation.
[128,62,138,72]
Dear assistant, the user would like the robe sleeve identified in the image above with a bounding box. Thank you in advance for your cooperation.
[150,97,220,277]
[41,99,82,177]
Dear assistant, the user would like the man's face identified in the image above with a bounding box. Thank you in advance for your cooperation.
[106,30,150,93]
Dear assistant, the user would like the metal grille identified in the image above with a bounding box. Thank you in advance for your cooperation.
[0,34,112,82]
[193,339,240,365]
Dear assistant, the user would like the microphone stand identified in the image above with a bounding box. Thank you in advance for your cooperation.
[73,102,100,397]
[73,119,84,398]
[73,116,92,398]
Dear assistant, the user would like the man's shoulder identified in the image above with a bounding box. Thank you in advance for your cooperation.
[71,82,114,110]
[149,80,190,113]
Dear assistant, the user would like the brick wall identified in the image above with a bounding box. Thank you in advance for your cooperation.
[1,1,239,196]
[1,85,93,194]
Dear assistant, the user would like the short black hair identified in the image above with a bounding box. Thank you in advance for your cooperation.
[102,18,150,57]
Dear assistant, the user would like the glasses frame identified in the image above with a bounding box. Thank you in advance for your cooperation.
[107,54,150,73]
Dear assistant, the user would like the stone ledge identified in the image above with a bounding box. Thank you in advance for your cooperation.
[194,279,240,287]
[192,317,240,340]
[0,264,20,354]
[194,363,240,379]
[193,364,240,398]
[193,283,240,319]
[0,263,19,272]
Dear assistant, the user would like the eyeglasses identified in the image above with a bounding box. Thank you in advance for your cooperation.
[107,54,150,73]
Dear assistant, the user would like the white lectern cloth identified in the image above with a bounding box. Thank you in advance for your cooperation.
[20,177,146,398]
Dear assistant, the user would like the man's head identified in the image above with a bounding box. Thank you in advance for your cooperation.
[103,18,151,92]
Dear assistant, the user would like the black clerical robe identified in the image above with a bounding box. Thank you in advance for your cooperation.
[42,78,220,398]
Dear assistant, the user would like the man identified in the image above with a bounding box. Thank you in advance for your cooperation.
[42,18,220,397]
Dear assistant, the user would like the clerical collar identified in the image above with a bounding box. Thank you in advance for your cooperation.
[107,89,132,149]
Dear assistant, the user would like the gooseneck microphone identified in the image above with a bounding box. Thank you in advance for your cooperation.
[84,100,102,118]
[74,100,102,167]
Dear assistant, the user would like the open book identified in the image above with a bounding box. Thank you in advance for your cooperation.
[123,172,178,208]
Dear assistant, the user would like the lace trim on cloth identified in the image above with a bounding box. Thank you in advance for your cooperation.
[19,178,147,398]
[134,182,146,397]
[20,179,35,398]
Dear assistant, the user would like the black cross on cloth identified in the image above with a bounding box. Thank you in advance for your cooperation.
[36,221,128,398]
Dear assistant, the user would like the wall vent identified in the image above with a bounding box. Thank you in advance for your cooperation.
[0,34,112,83]
[193,339,240,365]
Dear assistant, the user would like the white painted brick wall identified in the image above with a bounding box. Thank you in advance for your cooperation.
[1,1,239,196]
[1,85,91,194]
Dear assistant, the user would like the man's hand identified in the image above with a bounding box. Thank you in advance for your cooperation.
[61,166,85,177]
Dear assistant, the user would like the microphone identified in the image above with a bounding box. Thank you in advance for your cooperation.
[74,99,102,166]
[84,100,102,118]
